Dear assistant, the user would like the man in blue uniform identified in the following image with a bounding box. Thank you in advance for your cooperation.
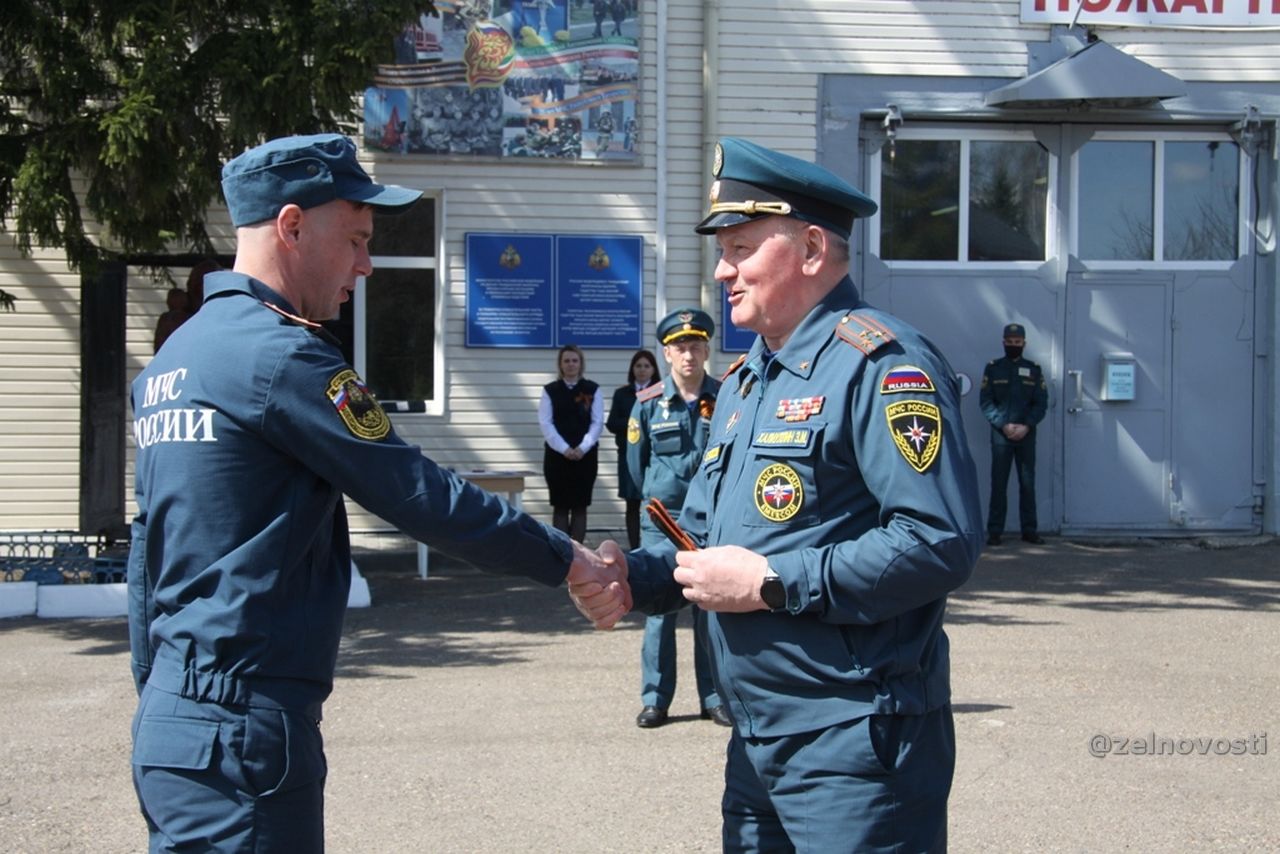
[979,323,1049,546]
[611,137,983,852]
[627,308,729,729]
[126,134,628,853]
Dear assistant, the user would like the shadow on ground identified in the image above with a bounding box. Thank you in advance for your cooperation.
[337,549,641,679]
[949,536,1280,626]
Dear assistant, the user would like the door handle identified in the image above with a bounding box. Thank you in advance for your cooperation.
[1067,369,1083,413]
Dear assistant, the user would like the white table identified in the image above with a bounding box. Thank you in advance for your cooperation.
[417,470,533,579]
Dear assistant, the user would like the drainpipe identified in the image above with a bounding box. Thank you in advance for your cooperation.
[655,0,668,323]
[700,0,720,322]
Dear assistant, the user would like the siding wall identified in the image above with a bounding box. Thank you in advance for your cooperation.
[3,1,1277,536]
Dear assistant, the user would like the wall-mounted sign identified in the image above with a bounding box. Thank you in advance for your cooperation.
[1021,0,1280,29]
[720,287,757,353]
[466,232,642,349]
[365,1,641,162]
[1102,352,1137,401]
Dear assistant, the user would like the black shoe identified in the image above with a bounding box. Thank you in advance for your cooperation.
[636,706,668,728]
[1021,532,1045,544]
[701,705,733,727]
[986,533,1002,546]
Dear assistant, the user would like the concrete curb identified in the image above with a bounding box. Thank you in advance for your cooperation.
[0,561,372,619]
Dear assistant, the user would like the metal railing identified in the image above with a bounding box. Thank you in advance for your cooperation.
[0,532,129,585]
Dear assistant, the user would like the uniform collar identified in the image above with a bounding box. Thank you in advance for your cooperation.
[204,270,303,317]
[738,276,862,388]
[659,372,719,404]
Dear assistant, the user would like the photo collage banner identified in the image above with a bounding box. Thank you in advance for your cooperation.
[365,0,641,162]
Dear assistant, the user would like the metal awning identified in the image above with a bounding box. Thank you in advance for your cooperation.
[985,39,1186,109]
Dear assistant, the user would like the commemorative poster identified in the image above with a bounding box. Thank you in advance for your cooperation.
[364,0,641,162]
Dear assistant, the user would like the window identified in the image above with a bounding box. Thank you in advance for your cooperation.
[1074,133,1242,264]
[875,131,1052,264]
[323,194,443,414]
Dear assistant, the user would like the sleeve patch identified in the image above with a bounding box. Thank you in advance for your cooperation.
[880,366,935,394]
[626,417,641,444]
[885,400,942,474]
[327,369,390,441]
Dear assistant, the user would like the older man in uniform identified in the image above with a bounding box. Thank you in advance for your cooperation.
[628,307,730,729]
[979,323,1049,545]
[126,134,628,853]
[611,137,983,852]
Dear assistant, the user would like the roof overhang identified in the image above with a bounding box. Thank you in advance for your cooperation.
[985,39,1187,110]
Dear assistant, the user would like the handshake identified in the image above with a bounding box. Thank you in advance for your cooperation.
[565,538,775,630]
[566,539,632,630]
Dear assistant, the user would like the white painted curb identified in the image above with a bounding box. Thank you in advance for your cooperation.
[0,581,38,618]
[1,561,371,619]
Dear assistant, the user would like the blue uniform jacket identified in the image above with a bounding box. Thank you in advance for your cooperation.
[625,372,722,518]
[625,277,983,737]
[128,272,573,708]
[979,356,1048,445]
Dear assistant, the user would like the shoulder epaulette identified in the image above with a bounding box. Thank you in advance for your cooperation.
[720,354,747,382]
[261,300,340,346]
[835,311,896,356]
[636,381,666,403]
[261,300,320,329]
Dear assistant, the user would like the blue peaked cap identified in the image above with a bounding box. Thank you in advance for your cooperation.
[221,134,421,227]
[695,137,877,239]
[657,306,714,345]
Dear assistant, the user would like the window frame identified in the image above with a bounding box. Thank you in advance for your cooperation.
[868,125,1059,269]
[354,189,447,417]
[1069,128,1248,270]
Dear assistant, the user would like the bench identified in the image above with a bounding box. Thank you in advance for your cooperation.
[417,470,533,580]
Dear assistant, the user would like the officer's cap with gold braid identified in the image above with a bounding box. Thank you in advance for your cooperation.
[695,137,877,239]
[657,306,714,346]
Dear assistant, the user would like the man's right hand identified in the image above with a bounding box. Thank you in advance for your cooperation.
[566,539,631,629]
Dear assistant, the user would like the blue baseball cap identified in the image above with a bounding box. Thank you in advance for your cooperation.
[1003,323,1026,338]
[695,137,877,239]
[657,307,714,345]
[221,134,422,227]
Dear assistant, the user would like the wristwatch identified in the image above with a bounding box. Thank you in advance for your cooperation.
[760,567,787,611]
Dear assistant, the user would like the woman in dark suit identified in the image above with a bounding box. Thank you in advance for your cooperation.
[605,349,657,549]
[538,344,603,542]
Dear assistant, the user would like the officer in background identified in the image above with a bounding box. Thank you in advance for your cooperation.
[127,134,628,852]
[979,323,1049,546]
[608,137,983,852]
[627,308,729,729]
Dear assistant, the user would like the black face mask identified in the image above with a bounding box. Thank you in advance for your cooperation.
[1004,345,1023,360]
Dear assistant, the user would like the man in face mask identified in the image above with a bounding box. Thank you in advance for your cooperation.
[979,323,1049,545]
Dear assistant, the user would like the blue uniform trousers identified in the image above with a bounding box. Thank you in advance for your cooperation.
[722,706,954,853]
[988,438,1038,535]
[132,684,327,853]
[640,605,721,711]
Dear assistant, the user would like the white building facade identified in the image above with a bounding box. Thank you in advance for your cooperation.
[2,0,1278,539]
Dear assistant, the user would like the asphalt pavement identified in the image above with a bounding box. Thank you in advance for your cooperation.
[0,534,1276,852]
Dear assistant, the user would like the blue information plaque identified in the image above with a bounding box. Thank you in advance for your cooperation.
[555,235,643,349]
[721,288,756,353]
[465,233,555,348]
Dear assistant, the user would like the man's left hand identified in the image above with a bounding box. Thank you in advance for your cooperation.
[673,546,769,612]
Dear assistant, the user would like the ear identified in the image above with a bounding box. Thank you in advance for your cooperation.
[799,225,827,275]
[275,204,304,248]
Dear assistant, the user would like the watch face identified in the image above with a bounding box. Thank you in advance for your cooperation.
[761,576,786,610]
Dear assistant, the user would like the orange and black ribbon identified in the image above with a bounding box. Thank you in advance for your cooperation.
[646,497,698,551]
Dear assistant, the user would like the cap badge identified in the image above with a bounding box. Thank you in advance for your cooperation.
[712,142,723,177]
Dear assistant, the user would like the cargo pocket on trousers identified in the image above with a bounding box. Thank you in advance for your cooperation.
[132,717,220,770]
[242,707,327,799]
